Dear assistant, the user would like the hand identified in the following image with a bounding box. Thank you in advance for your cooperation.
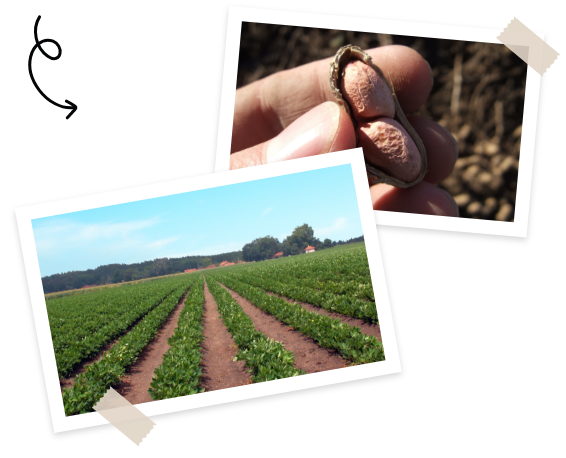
[230,45,458,217]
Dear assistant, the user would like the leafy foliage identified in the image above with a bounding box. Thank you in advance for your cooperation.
[281,223,317,255]
[242,235,281,262]
[61,276,196,416]
[211,274,384,365]
[149,276,206,400]
[48,276,197,378]
[215,242,377,321]
[205,278,304,382]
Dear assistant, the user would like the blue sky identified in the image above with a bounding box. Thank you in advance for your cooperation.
[32,165,364,277]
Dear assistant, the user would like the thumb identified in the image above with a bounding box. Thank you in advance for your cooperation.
[230,101,356,169]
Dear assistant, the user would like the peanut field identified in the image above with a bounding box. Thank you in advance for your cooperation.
[47,242,383,416]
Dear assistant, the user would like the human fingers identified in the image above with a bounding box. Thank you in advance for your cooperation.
[370,181,459,216]
[232,45,432,153]
[408,115,459,184]
[230,102,356,170]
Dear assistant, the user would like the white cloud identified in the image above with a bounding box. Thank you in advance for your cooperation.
[315,217,348,238]
[72,217,160,242]
[33,217,161,251]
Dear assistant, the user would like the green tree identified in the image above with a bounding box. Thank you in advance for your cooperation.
[150,258,169,277]
[281,224,315,255]
[242,236,281,262]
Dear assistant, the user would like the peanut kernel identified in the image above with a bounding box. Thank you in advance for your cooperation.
[340,60,395,120]
[357,118,422,183]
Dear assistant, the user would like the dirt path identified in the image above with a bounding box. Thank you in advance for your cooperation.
[200,281,252,391]
[219,284,347,373]
[267,291,382,341]
[116,290,190,404]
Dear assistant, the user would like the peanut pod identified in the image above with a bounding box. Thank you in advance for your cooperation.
[329,44,427,188]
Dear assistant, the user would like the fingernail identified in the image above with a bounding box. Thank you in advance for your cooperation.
[265,102,341,163]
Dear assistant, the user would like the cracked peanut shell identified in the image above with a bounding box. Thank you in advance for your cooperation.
[329,44,427,188]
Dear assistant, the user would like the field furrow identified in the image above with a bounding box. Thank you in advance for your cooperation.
[221,284,347,373]
[149,276,208,399]
[61,277,195,415]
[211,274,384,365]
[206,278,304,382]
[265,291,382,341]
[49,243,384,412]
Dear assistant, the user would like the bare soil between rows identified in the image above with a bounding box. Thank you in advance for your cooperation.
[266,291,382,341]
[63,279,367,403]
[59,304,160,392]
[200,280,252,391]
[219,283,347,373]
[115,290,190,404]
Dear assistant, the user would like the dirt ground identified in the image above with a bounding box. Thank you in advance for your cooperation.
[117,291,189,404]
[267,291,382,341]
[112,279,382,400]
[236,24,527,221]
[200,281,252,391]
[221,284,347,373]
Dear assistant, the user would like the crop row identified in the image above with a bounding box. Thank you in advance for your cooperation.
[222,243,375,302]
[258,244,374,285]
[211,274,384,364]
[226,270,378,324]
[149,276,206,400]
[62,278,194,416]
[49,275,197,378]
[206,278,304,382]
[276,274,374,302]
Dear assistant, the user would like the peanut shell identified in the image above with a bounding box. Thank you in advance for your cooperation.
[329,45,427,188]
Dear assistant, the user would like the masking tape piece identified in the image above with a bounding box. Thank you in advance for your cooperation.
[93,388,155,446]
[497,17,559,75]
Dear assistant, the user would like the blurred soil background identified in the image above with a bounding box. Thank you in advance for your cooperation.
[235,23,528,221]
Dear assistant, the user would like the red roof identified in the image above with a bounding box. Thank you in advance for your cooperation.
[273,252,284,258]
[184,268,196,273]
[305,245,315,250]
[204,264,216,269]
[224,262,235,266]
[219,261,228,266]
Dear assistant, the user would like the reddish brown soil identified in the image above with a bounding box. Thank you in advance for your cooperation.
[267,292,382,341]
[116,290,190,404]
[219,284,347,373]
[200,281,252,391]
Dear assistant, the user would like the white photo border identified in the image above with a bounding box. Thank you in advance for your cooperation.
[16,148,400,433]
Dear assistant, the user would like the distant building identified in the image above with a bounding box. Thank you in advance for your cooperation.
[219,261,229,267]
[272,251,284,259]
[204,264,216,269]
[184,268,196,273]
[305,245,316,253]
[224,262,235,266]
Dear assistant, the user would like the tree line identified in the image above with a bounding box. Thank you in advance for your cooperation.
[41,251,242,294]
[41,223,364,293]
[242,223,363,262]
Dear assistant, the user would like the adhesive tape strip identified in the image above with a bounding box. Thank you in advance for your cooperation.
[93,388,156,445]
[497,17,559,75]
